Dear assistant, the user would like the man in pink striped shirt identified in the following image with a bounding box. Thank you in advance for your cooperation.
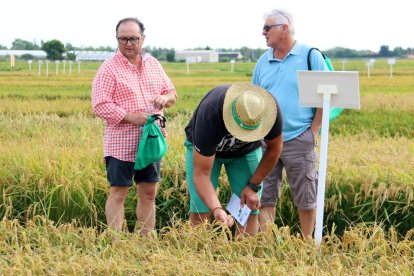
[92,17,177,235]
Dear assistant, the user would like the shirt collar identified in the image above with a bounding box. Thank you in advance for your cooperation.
[116,50,148,65]
[267,41,300,61]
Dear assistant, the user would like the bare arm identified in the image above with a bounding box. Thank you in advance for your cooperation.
[240,134,283,210]
[121,112,149,125]
[310,108,323,139]
[192,150,233,227]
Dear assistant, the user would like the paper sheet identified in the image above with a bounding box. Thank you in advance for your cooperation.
[226,193,251,227]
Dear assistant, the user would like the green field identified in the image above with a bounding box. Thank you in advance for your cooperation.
[0,59,413,273]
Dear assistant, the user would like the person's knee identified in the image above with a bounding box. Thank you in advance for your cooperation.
[138,184,157,201]
[108,187,129,204]
[141,190,156,201]
[298,207,316,214]
[190,212,210,226]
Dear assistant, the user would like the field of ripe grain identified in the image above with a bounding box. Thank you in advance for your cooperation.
[0,59,413,273]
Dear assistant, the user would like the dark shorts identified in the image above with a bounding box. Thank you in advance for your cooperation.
[105,156,161,186]
[261,127,318,210]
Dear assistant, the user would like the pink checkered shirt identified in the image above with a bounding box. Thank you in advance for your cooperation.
[92,51,176,162]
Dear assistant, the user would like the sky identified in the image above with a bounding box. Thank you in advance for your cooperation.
[1,0,413,52]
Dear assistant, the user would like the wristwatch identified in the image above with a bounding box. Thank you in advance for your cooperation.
[247,181,262,193]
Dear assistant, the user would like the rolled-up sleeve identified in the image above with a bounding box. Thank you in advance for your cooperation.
[161,70,176,96]
[92,67,126,125]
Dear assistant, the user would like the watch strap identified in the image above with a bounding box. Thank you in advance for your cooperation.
[247,181,262,192]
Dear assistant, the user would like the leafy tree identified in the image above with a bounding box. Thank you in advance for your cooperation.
[379,45,391,57]
[11,39,40,50]
[78,45,115,51]
[392,47,406,57]
[20,54,35,60]
[66,52,76,61]
[0,44,7,50]
[42,40,65,60]
[166,48,175,62]
[65,43,75,51]
[150,47,162,59]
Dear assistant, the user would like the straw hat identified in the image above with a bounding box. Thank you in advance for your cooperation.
[223,83,277,142]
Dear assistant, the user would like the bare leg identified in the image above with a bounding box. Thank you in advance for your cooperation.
[105,186,129,231]
[136,182,158,235]
[258,206,276,233]
[235,214,259,237]
[298,208,316,239]
[190,212,211,227]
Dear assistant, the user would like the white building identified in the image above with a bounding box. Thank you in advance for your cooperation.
[73,51,115,61]
[0,50,47,58]
[218,51,243,60]
[175,50,219,62]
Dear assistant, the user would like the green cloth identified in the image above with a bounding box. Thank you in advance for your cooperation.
[134,115,167,170]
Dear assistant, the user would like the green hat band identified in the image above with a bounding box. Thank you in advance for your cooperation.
[231,99,262,130]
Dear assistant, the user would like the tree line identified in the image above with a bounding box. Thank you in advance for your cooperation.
[1,38,413,61]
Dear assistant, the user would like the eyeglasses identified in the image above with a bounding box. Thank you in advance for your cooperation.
[262,24,284,32]
[117,37,140,45]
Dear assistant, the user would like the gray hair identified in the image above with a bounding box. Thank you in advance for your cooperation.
[264,9,295,35]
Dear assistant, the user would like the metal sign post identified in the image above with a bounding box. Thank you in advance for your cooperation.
[186,57,195,74]
[388,58,396,79]
[38,60,43,75]
[10,54,15,68]
[55,60,60,76]
[366,61,372,78]
[314,85,336,245]
[45,60,50,77]
[369,58,376,69]
[69,61,73,75]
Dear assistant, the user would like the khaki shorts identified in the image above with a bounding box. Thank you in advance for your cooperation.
[261,127,318,210]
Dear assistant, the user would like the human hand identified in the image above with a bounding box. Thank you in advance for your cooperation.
[151,95,168,110]
[240,187,261,211]
[310,126,320,142]
[212,207,234,228]
[123,112,148,126]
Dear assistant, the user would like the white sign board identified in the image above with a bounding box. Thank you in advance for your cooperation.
[297,71,360,109]
[186,56,201,63]
[388,58,396,65]
[388,58,396,78]
[297,70,360,246]
[341,59,346,71]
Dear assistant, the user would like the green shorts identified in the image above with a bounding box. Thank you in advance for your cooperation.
[185,140,263,215]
